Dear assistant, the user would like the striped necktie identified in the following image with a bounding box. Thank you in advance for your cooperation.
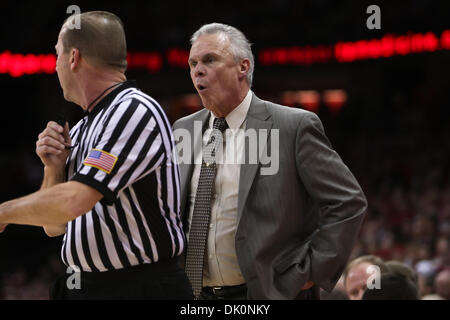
[185,117,228,298]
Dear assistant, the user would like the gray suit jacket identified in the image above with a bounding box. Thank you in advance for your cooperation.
[172,94,367,299]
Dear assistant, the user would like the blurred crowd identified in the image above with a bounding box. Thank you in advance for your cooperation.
[0,254,65,300]
[1,89,448,300]
[322,254,450,300]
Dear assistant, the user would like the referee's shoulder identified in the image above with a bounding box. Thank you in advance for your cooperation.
[127,89,162,108]
[115,88,166,117]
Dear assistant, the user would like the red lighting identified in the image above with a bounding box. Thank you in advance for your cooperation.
[259,45,333,66]
[282,90,320,112]
[381,35,395,57]
[323,89,347,112]
[441,30,450,49]
[262,30,449,66]
[127,52,163,73]
[41,55,56,74]
[166,48,189,69]
[298,90,320,112]
[423,32,439,51]
[1,29,449,78]
[334,31,445,63]
[394,36,410,55]
[0,51,56,77]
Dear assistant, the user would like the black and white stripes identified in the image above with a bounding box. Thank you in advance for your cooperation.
[62,82,184,272]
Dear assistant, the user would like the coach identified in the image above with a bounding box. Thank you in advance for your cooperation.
[0,11,193,299]
[173,23,367,299]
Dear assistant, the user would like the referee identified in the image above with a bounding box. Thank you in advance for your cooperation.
[0,11,193,299]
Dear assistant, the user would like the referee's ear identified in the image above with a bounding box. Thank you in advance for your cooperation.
[70,48,81,71]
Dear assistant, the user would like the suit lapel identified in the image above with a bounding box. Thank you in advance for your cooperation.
[179,109,210,225]
[179,95,272,228]
[237,95,273,225]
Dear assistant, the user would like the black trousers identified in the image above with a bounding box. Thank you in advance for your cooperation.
[49,258,194,300]
[198,285,319,300]
[295,286,320,300]
[199,285,248,300]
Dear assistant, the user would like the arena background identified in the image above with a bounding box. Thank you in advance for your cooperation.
[0,0,449,299]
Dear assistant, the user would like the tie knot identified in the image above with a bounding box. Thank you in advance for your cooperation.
[213,117,228,132]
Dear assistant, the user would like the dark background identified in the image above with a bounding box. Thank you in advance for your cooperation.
[0,0,449,299]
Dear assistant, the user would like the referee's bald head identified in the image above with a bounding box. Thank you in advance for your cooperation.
[60,11,127,72]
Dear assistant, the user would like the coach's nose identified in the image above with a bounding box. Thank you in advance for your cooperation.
[193,63,206,78]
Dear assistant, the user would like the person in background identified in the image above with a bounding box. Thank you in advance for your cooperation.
[433,269,450,300]
[343,255,389,300]
[362,272,419,300]
[386,260,419,288]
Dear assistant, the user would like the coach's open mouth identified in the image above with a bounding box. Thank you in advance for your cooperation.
[197,84,207,92]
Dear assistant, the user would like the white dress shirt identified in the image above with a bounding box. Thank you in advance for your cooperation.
[187,89,252,286]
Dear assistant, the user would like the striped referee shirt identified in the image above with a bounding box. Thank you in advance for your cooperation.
[62,80,184,272]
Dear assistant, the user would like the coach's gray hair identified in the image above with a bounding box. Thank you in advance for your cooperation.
[191,23,254,86]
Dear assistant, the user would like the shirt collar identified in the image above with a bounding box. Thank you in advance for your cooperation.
[209,89,252,129]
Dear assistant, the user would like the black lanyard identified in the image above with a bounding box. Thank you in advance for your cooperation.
[64,82,124,149]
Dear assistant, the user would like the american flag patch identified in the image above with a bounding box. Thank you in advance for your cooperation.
[83,149,118,174]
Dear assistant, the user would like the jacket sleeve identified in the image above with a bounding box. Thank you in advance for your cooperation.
[295,111,367,292]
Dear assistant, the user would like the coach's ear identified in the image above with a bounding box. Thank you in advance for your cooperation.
[238,58,250,81]
[70,48,81,71]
